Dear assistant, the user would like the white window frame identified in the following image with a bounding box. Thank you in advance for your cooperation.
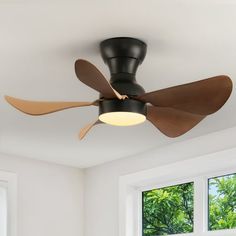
[0,170,17,236]
[119,147,236,236]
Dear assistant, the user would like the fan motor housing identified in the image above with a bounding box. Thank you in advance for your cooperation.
[100,37,147,96]
[99,99,147,117]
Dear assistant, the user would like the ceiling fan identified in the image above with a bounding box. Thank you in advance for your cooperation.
[5,37,233,140]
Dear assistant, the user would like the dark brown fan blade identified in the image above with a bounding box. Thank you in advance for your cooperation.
[75,59,125,99]
[137,76,232,115]
[147,106,205,137]
[79,120,102,140]
[5,96,97,116]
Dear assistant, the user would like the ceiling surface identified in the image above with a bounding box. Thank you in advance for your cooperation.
[0,0,236,168]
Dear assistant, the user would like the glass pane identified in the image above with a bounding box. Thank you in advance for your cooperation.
[208,173,236,231]
[142,182,194,236]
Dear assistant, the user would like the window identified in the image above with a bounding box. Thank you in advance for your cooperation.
[208,173,236,231]
[0,171,17,236]
[0,184,7,236]
[142,174,236,236]
[141,172,236,236]
[119,148,236,236]
[142,182,194,236]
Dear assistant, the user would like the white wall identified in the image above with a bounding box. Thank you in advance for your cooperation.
[0,152,84,236]
[84,127,236,236]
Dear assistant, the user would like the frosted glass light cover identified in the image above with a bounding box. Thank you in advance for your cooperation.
[99,112,146,126]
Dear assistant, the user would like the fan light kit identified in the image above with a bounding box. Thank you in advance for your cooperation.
[99,112,146,126]
[5,37,233,140]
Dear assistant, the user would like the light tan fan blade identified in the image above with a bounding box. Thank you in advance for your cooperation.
[79,120,102,140]
[5,96,97,116]
[137,76,233,115]
[147,106,205,137]
[75,59,126,100]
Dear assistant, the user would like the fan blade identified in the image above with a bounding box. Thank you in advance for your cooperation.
[5,96,96,115]
[137,76,232,115]
[79,120,102,140]
[75,59,125,100]
[147,106,205,137]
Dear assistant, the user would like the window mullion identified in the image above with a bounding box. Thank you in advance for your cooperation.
[194,177,207,235]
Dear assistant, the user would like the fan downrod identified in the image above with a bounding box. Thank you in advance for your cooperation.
[100,37,147,96]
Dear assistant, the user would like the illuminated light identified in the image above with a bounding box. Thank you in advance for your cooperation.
[99,111,146,126]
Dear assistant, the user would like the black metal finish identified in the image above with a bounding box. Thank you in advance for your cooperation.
[110,73,146,96]
[100,37,147,73]
[99,99,147,116]
[100,37,147,64]
[100,37,147,96]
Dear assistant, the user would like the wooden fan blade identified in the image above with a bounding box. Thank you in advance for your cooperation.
[147,106,205,137]
[75,59,125,100]
[79,120,102,140]
[5,96,96,115]
[137,75,233,115]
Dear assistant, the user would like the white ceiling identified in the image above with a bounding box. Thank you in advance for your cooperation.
[0,0,236,168]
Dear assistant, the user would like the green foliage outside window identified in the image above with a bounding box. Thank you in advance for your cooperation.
[208,173,236,231]
[142,182,194,236]
[142,174,236,236]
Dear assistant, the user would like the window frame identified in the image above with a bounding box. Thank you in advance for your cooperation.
[119,148,236,236]
[0,170,17,236]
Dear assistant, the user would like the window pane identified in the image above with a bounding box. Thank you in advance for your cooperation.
[142,182,194,236]
[208,173,236,231]
[0,185,7,236]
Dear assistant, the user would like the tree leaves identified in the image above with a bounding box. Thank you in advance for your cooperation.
[143,183,194,235]
[209,174,236,231]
